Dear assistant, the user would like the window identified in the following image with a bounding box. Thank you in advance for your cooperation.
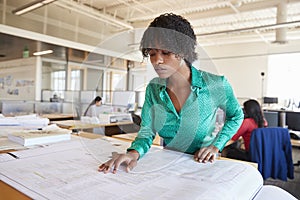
[267,53,300,107]
[104,71,126,103]
[112,72,126,90]
[51,71,65,92]
[70,70,81,90]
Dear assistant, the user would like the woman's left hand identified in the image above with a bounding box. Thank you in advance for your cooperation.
[194,145,219,163]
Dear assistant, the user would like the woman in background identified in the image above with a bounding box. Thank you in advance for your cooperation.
[83,96,104,134]
[83,96,102,117]
[225,99,268,161]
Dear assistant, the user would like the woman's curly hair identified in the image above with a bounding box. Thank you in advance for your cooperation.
[140,13,197,66]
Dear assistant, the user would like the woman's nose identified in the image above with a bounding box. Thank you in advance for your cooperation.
[151,53,163,65]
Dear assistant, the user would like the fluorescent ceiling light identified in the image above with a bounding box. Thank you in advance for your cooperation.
[12,0,57,16]
[33,50,53,56]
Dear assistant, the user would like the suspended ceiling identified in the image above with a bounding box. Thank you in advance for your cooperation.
[1,0,300,61]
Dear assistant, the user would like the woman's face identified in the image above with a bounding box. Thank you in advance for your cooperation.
[95,101,102,106]
[148,49,182,79]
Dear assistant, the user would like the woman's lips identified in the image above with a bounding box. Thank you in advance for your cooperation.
[154,67,166,73]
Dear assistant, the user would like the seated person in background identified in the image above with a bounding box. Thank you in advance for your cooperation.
[224,99,268,161]
[83,96,104,134]
[83,96,102,117]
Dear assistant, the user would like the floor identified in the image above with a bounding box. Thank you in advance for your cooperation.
[264,146,300,199]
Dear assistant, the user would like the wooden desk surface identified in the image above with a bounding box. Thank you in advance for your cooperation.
[291,139,300,147]
[40,113,75,121]
[52,120,133,130]
[112,132,162,146]
[0,181,31,200]
[76,131,104,139]
[218,157,258,169]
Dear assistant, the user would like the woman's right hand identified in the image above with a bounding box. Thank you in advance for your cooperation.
[98,150,139,174]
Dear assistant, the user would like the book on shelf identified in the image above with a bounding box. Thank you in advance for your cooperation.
[8,129,71,146]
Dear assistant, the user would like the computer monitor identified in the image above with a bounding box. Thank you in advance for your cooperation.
[263,111,279,127]
[263,97,278,104]
[286,111,300,131]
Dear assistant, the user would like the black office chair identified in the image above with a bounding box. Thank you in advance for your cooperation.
[130,112,141,132]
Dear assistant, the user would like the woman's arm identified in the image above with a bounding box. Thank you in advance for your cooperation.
[212,77,244,151]
[127,84,157,158]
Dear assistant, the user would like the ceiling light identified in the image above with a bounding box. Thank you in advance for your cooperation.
[12,0,57,16]
[33,50,53,56]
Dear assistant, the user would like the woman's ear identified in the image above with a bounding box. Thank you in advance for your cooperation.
[175,54,184,61]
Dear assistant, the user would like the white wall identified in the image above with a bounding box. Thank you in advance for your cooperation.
[0,57,37,100]
[203,40,300,102]
[86,68,103,90]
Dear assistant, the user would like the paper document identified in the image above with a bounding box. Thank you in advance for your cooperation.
[7,125,72,146]
[0,153,16,162]
[0,138,263,200]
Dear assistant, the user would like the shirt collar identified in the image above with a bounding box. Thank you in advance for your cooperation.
[190,66,203,89]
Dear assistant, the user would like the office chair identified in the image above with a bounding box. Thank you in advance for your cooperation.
[74,105,81,120]
[130,112,141,132]
[249,127,294,181]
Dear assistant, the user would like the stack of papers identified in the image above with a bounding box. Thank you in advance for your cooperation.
[0,114,49,127]
[8,124,71,146]
[0,117,19,125]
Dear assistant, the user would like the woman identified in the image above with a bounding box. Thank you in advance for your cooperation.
[83,96,102,117]
[98,13,244,173]
[225,99,267,161]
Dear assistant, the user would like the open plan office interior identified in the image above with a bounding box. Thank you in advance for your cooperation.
[1,0,300,199]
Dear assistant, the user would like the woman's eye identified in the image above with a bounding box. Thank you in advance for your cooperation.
[162,51,171,55]
[148,50,156,57]
[148,50,171,57]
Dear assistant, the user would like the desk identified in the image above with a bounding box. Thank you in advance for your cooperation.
[0,136,264,200]
[0,132,127,200]
[0,180,31,200]
[40,113,75,121]
[291,139,300,147]
[291,139,300,167]
[52,120,135,136]
[112,132,162,146]
[218,156,258,169]
[77,131,104,139]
